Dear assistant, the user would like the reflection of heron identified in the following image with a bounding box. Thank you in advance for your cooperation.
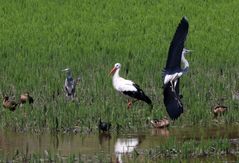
[114,138,139,163]
[162,17,190,120]
[109,63,152,109]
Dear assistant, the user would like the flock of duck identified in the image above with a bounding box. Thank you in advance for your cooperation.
[2,16,230,130]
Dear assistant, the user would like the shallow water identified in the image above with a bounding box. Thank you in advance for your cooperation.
[0,125,239,161]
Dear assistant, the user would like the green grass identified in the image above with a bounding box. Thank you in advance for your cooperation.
[0,0,239,132]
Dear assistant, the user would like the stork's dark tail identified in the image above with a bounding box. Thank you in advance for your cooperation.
[142,94,152,105]
[133,83,153,108]
[143,94,153,111]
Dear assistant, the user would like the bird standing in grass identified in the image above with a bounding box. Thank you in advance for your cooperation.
[212,105,227,117]
[150,117,170,128]
[98,118,111,133]
[3,96,18,111]
[62,68,81,100]
[162,16,191,120]
[20,92,34,106]
[109,63,152,109]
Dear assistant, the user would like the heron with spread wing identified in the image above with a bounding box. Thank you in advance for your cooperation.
[162,17,191,120]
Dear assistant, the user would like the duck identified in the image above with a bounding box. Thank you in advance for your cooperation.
[212,105,227,117]
[20,92,34,105]
[98,118,111,133]
[3,96,19,111]
[150,117,170,128]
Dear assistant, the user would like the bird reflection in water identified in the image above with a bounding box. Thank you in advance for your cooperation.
[114,137,142,163]
[151,128,170,138]
[98,132,111,145]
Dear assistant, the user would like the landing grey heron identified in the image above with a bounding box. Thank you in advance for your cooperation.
[162,17,191,120]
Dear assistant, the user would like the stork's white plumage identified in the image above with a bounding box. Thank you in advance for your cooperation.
[109,63,152,109]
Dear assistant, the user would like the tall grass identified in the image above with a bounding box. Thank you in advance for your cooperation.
[0,0,239,131]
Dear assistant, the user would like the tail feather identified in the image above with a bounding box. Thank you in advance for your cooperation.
[142,94,152,105]
[133,83,152,105]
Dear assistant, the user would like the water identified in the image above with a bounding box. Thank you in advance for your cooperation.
[0,125,239,162]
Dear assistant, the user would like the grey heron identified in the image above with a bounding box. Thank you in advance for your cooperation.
[162,17,190,120]
[109,63,152,109]
[62,68,81,100]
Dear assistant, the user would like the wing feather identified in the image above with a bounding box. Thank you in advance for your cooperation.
[163,82,183,120]
[165,17,189,71]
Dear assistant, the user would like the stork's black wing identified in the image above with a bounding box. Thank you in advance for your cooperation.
[165,17,189,71]
[163,81,183,120]
[123,83,152,105]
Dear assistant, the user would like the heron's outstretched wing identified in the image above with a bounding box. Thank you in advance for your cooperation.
[163,82,183,120]
[165,17,189,71]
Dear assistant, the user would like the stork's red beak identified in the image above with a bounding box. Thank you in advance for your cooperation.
[109,67,117,76]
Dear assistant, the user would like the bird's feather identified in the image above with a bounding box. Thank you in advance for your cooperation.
[123,83,152,105]
[115,78,137,92]
[165,17,189,71]
[163,82,183,120]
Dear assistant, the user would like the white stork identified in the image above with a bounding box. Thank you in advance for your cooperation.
[109,63,152,109]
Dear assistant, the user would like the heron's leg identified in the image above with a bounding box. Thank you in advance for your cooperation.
[174,80,178,89]
[177,100,182,107]
[170,80,175,92]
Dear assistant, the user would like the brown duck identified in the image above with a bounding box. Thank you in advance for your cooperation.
[3,96,19,111]
[20,92,34,105]
[150,117,170,128]
[212,105,227,117]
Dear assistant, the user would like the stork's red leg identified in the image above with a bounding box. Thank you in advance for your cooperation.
[127,100,132,109]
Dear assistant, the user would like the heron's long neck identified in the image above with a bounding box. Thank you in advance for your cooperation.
[181,53,189,73]
[67,71,72,78]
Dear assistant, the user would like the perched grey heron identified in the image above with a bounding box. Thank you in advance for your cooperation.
[162,17,191,120]
[62,68,81,100]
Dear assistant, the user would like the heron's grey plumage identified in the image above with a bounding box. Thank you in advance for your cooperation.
[62,68,81,100]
